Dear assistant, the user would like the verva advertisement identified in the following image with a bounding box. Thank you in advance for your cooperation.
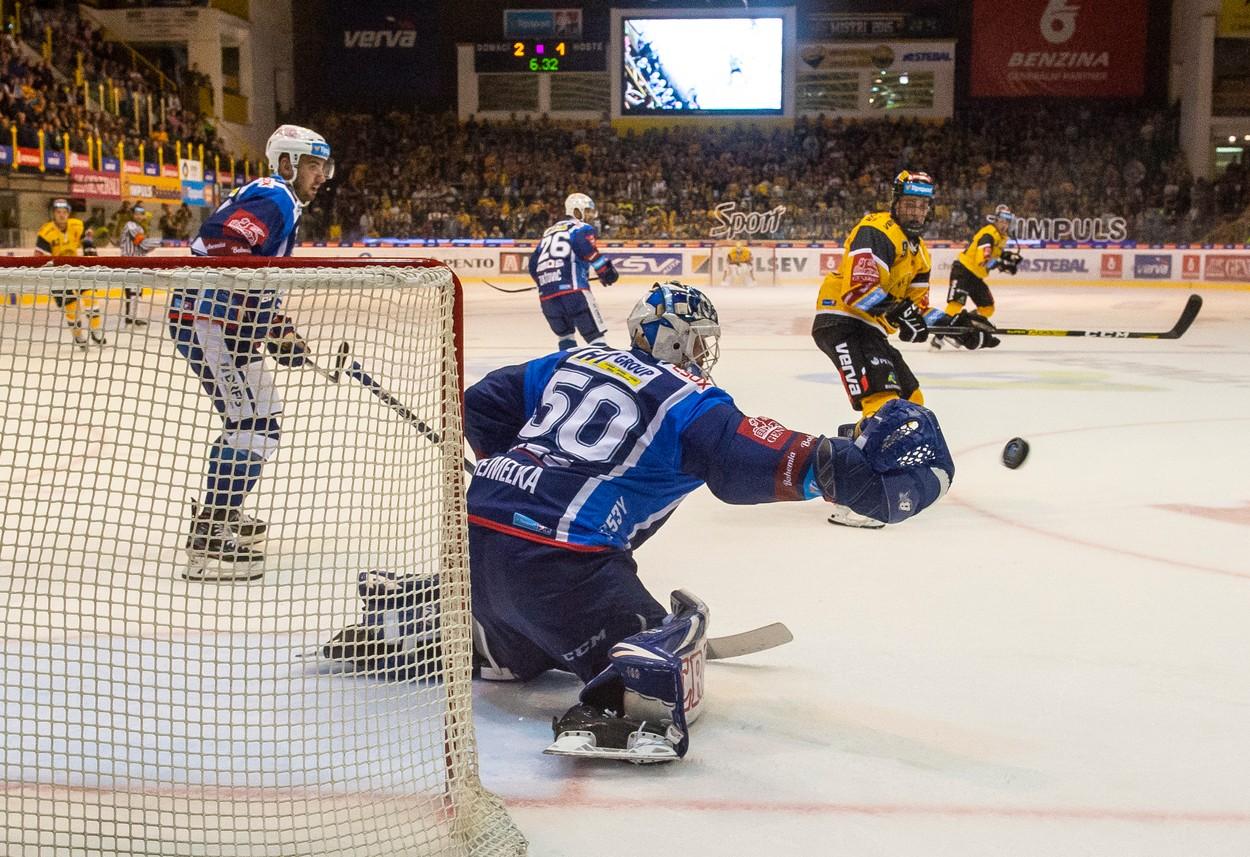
[970,0,1147,97]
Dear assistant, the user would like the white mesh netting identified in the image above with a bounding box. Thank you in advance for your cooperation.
[0,260,526,856]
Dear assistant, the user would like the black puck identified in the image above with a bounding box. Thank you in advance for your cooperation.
[1002,437,1030,469]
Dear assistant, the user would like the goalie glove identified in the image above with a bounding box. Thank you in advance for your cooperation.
[998,249,1022,275]
[265,314,309,366]
[813,399,954,525]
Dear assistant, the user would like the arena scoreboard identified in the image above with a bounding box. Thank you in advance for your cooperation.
[474,40,606,73]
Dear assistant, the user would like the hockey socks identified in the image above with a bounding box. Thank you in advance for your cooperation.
[204,440,266,509]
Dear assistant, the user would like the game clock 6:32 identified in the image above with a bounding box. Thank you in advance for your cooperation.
[474,40,605,73]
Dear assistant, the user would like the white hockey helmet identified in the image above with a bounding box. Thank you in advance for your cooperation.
[266,124,334,179]
[627,282,721,375]
[564,192,596,221]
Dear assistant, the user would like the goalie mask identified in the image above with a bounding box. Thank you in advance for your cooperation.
[890,170,935,240]
[627,282,721,376]
[266,124,334,180]
[564,192,597,222]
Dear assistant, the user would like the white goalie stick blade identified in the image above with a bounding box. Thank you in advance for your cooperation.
[706,622,793,660]
[544,730,679,765]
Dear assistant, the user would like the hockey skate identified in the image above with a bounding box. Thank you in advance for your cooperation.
[544,703,679,765]
[929,335,944,350]
[826,503,885,530]
[183,510,264,581]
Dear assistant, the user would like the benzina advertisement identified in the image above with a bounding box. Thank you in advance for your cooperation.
[970,0,1147,97]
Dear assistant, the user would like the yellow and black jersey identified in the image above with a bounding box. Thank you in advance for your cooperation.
[956,224,1007,280]
[814,211,931,334]
[726,245,752,265]
[35,218,92,257]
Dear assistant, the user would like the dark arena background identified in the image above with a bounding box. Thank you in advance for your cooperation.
[2,1,1249,856]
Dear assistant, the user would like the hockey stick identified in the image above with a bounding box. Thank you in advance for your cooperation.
[929,293,1202,340]
[707,622,793,660]
[306,343,474,473]
[484,271,606,294]
[483,280,536,294]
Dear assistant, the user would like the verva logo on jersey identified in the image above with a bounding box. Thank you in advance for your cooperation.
[1100,253,1122,278]
[224,210,269,246]
[1181,254,1201,279]
[738,416,791,449]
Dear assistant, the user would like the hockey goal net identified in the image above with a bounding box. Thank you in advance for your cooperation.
[708,241,777,287]
[0,258,526,856]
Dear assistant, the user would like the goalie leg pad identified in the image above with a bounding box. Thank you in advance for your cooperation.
[571,590,709,760]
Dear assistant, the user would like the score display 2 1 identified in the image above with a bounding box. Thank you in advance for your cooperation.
[474,40,605,73]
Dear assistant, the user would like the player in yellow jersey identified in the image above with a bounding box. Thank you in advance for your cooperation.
[35,198,103,348]
[722,240,756,286]
[930,203,1018,350]
[811,170,955,528]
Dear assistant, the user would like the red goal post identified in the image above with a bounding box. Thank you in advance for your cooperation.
[0,256,526,856]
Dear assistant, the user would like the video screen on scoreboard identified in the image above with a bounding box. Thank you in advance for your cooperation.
[621,17,784,115]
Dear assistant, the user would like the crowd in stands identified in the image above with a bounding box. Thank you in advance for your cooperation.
[1,0,225,166]
[305,105,1248,245]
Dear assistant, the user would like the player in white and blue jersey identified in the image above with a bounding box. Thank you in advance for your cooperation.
[528,192,619,350]
[463,281,955,762]
[167,124,333,580]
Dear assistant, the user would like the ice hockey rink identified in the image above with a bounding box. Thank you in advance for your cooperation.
[463,279,1250,856]
[3,275,1249,855]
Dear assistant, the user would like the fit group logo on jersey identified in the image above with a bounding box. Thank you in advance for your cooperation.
[604,253,682,276]
[1133,254,1172,279]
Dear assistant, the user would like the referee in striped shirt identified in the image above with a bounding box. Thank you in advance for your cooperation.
[118,203,159,325]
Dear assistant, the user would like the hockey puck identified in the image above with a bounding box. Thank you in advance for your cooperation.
[1001,437,1030,469]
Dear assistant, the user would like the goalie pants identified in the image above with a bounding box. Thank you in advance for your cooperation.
[539,289,606,344]
[468,521,667,683]
[812,315,920,412]
[947,260,994,310]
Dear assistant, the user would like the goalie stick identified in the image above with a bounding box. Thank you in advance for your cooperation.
[929,293,1202,340]
[303,621,793,666]
[706,621,793,660]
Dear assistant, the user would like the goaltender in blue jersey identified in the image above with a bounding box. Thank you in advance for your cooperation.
[168,124,333,582]
[528,192,619,350]
[462,281,954,764]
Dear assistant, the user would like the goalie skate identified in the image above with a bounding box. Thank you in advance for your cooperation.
[544,704,679,765]
[826,503,885,529]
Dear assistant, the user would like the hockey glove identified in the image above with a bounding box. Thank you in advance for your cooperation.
[952,311,1000,350]
[595,258,620,286]
[886,301,929,343]
[999,250,1022,276]
[265,315,309,366]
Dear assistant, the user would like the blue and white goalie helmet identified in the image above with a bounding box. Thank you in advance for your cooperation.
[627,282,721,375]
[266,124,334,179]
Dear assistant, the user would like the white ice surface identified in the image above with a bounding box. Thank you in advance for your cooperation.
[465,281,1250,856]
[3,279,1249,855]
